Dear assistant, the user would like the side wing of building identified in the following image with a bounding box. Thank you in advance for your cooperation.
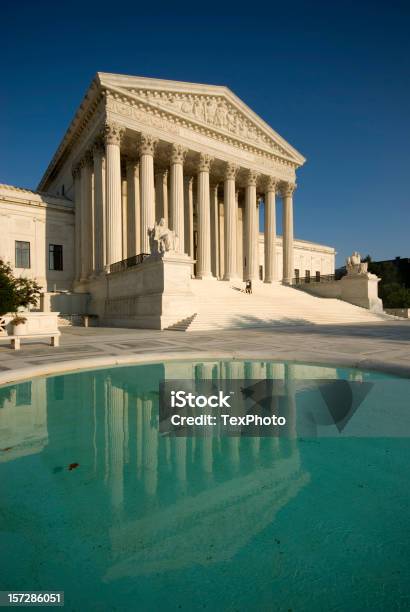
[0,184,75,291]
[258,233,336,282]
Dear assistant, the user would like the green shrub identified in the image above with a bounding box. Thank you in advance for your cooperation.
[0,259,41,317]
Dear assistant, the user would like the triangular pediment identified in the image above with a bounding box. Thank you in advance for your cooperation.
[97,73,305,166]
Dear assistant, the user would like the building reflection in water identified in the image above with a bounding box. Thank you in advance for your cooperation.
[0,379,48,462]
[103,360,311,581]
[0,361,340,580]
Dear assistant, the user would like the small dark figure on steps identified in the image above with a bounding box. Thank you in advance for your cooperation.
[245,280,252,294]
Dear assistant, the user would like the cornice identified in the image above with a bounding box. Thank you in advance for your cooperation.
[257,233,336,254]
[0,194,74,214]
[0,183,72,206]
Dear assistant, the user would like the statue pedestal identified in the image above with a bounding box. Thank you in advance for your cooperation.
[340,273,383,313]
[89,251,195,329]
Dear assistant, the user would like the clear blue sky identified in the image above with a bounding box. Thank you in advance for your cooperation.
[1,0,409,266]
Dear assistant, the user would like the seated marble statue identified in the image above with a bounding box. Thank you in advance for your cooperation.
[346,251,368,275]
[149,218,177,254]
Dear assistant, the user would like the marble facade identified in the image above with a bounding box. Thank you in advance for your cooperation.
[0,74,337,327]
[36,73,334,286]
[0,183,335,291]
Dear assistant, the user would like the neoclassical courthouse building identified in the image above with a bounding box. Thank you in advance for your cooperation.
[0,73,337,328]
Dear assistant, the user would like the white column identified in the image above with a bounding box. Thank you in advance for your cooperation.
[236,190,242,278]
[196,153,213,279]
[210,183,219,278]
[104,122,124,268]
[80,152,93,280]
[139,133,157,253]
[93,142,106,274]
[184,176,194,258]
[170,143,186,253]
[155,169,168,226]
[223,162,239,280]
[263,176,278,283]
[121,177,127,259]
[245,170,258,281]
[281,182,296,284]
[264,176,277,282]
[126,159,140,257]
[256,198,261,280]
[72,164,82,282]
[218,201,224,278]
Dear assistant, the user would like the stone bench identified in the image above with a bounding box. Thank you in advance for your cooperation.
[0,332,61,350]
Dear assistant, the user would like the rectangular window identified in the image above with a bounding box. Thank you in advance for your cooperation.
[49,244,63,271]
[15,241,30,268]
[316,271,321,282]
[294,269,300,282]
[259,265,263,280]
[305,270,310,283]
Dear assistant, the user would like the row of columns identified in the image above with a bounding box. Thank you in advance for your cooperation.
[72,122,296,284]
[95,363,298,509]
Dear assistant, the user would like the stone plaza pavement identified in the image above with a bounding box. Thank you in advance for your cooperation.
[0,321,410,385]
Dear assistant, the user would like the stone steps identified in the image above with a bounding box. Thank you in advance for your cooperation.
[164,279,394,331]
[166,313,198,331]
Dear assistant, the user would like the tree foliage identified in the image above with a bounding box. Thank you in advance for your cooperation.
[0,259,41,316]
[364,257,410,308]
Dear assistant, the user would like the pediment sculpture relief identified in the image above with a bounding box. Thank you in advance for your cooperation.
[127,88,289,156]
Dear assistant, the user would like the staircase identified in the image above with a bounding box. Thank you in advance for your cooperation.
[165,279,396,332]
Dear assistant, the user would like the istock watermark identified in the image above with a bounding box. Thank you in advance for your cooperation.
[159,378,410,438]
[170,389,234,409]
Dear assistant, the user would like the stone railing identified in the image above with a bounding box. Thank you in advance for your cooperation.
[292,274,335,285]
[294,272,383,312]
[291,251,384,313]
[109,253,150,274]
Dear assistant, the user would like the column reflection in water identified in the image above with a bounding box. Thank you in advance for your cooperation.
[281,363,297,457]
[106,378,125,509]
[223,361,243,473]
[243,362,262,459]
[142,395,158,497]
[136,397,143,478]
[265,361,282,452]
[0,360,308,583]
[104,359,307,581]
[195,362,215,483]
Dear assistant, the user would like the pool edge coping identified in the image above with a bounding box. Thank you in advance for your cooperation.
[1,350,410,386]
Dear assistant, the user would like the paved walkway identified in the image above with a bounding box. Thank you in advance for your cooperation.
[0,321,410,384]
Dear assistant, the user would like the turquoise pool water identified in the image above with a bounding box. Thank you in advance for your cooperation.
[1,360,410,611]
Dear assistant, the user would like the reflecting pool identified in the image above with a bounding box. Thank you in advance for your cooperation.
[1,360,410,611]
